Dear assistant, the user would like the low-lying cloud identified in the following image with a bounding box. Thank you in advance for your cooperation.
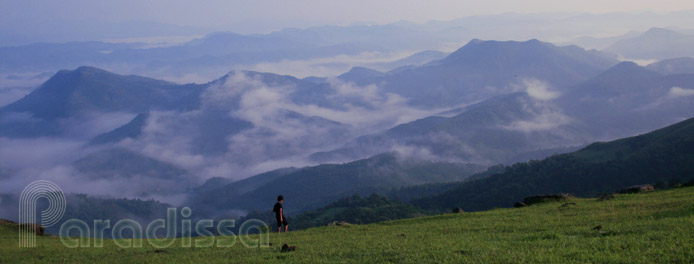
[240,51,416,78]
[521,78,560,101]
[114,71,442,184]
[504,111,572,132]
[667,86,694,97]
[0,72,51,107]
[502,96,572,132]
[0,68,466,210]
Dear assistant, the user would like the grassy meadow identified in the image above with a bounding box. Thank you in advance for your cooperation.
[2,187,694,263]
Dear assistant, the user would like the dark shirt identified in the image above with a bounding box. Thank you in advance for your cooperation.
[273,202,283,218]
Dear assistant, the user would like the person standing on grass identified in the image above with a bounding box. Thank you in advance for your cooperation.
[273,195,288,233]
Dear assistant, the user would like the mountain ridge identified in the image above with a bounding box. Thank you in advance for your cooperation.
[412,116,694,212]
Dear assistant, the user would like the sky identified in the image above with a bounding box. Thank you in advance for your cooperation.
[3,0,694,35]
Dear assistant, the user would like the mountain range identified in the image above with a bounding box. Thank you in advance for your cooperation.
[311,58,694,166]
[5,12,694,82]
[605,27,694,60]
[1,37,694,226]
[352,39,617,107]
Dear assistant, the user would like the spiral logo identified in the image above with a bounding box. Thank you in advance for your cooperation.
[19,180,66,248]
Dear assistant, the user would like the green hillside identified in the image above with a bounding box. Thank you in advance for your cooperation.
[291,194,427,229]
[190,153,485,213]
[2,186,693,263]
[413,117,694,212]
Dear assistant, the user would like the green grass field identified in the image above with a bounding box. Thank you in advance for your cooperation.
[2,187,694,263]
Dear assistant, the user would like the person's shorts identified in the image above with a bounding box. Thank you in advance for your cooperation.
[276,216,288,227]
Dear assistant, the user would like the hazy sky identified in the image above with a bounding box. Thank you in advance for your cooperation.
[3,0,694,34]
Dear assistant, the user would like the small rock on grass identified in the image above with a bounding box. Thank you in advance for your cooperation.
[523,194,573,205]
[281,243,296,253]
[596,193,615,201]
[328,221,350,226]
[617,184,654,194]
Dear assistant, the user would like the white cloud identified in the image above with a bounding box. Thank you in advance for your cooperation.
[59,112,137,139]
[0,72,50,107]
[113,71,446,182]
[239,51,414,78]
[0,70,451,207]
[0,134,197,207]
[667,86,694,97]
[502,97,571,132]
[619,58,658,66]
[0,138,84,173]
[0,87,34,107]
[504,112,571,132]
[0,72,50,89]
[642,86,694,109]
[521,78,560,101]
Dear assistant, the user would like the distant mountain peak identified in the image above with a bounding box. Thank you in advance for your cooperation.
[375,38,616,107]
[1,66,201,120]
[605,27,694,60]
[612,61,639,69]
[599,61,659,77]
[642,27,682,37]
[442,39,553,65]
[338,66,384,82]
[214,69,302,86]
[344,66,382,74]
[88,113,149,145]
[466,38,484,45]
[48,66,113,81]
[73,65,108,73]
[187,31,245,45]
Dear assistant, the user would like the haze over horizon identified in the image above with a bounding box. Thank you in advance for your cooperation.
[3,0,694,45]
